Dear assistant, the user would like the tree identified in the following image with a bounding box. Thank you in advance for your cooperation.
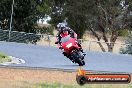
[120,33,132,55]
[50,0,132,52]
[64,0,89,38]
[0,0,52,33]
[49,0,88,38]
[0,0,12,30]
[48,0,66,27]
[86,0,124,52]
[87,0,132,52]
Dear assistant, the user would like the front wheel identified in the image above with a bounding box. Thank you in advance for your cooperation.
[71,51,85,66]
[82,60,85,65]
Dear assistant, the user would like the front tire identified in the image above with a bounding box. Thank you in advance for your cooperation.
[82,60,85,65]
[71,51,85,66]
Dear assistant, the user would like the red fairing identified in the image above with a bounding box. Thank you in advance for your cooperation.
[56,31,80,54]
[55,31,85,66]
[61,35,80,55]
[60,31,68,37]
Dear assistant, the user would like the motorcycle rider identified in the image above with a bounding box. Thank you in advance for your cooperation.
[55,23,85,54]
[55,23,74,45]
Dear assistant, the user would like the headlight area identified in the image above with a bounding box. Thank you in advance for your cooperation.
[66,43,72,48]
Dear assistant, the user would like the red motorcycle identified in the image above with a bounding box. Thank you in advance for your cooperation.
[56,33,85,66]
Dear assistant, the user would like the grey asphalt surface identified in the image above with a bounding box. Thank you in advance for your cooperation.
[0,41,132,73]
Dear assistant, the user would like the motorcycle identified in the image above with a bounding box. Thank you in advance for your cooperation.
[55,33,85,66]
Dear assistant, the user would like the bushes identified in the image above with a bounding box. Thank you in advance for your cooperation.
[0,29,41,44]
[118,29,129,37]
[36,25,54,35]
[0,52,11,63]
[120,33,132,55]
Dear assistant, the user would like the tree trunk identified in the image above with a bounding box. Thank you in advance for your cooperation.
[88,25,106,52]
[97,42,106,52]
[108,45,114,52]
[108,31,118,52]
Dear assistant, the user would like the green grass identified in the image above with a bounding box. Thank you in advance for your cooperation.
[33,82,132,88]
[1,81,132,88]
[0,52,11,63]
[1,80,132,88]
[33,82,72,88]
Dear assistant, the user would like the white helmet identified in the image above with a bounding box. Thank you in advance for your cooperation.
[57,23,66,30]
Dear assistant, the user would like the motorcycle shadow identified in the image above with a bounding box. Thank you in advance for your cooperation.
[58,64,79,67]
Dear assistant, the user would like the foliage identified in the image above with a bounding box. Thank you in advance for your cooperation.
[118,29,129,37]
[48,0,66,27]
[0,0,51,33]
[0,52,11,63]
[34,83,72,88]
[49,0,89,38]
[33,82,132,88]
[0,0,132,52]
[36,25,54,35]
[48,0,131,52]
[47,25,54,35]
[120,33,132,55]
[0,0,12,30]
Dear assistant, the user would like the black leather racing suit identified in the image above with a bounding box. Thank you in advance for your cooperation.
[55,27,74,45]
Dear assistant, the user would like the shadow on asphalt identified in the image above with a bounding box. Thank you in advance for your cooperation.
[56,64,79,67]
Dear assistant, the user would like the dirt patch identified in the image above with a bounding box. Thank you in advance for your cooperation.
[0,67,77,87]
[0,67,131,88]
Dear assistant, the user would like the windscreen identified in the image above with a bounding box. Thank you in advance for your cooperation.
[61,35,71,43]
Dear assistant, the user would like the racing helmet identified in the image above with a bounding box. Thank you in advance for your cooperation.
[57,23,66,31]
[62,27,68,35]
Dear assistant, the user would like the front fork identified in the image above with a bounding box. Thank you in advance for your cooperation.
[62,52,75,63]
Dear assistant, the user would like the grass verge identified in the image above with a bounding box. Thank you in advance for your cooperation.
[0,52,11,63]
[33,82,132,88]
[1,81,132,88]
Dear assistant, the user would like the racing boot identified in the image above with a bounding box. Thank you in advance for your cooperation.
[59,43,63,49]
[55,41,59,44]
[55,38,61,44]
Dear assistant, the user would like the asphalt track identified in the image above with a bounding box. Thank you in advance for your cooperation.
[0,41,132,73]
